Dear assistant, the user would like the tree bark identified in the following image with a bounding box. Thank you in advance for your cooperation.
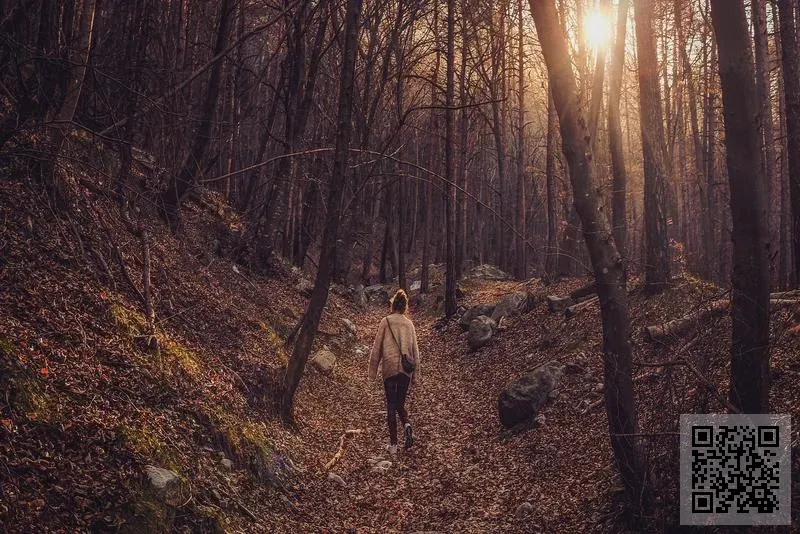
[778,0,800,287]
[444,0,457,317]
[710,0,771,413]
[529,0,645,504]
[608,0,630,263]
[752,0,778,285]
[515,0,527,280]
[634,0,670,293]
[545,89,558,278]
[281,0,360,425]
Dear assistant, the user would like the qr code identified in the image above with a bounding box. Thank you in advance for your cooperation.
[680,414,791,526]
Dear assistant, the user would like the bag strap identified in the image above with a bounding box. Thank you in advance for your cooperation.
[385,318,402,354]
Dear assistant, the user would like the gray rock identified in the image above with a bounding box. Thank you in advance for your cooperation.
[459,303,496,331]
[145,465,180,491]
[342,318,357,337]
[546,295,574,314]
[371,460,392,473]
[464,264,514,281]
[220,458,234,470]
[311,349,336,373]
[498,362,563,428]
[409,280,421,292]
[562,362,585,375]
[327,472,346,486]
[515,502,534,518]
[364,284,392,305]
[353,284,368,308]
[468,315,496,350]
[296,279,314,297]
[593,382,604,393]
[491,292,531,323]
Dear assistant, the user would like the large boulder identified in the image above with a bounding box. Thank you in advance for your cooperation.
[364,284,391,305]
[459,303,496,331]
[491,291,532,323]
[464,264,514,281]
[352,284,368,309]
[498,362,562,428]
[311,349,336,373]
[468,315,496,350]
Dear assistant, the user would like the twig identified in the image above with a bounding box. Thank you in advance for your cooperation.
[324,429,363,471]
[222,478,258,521]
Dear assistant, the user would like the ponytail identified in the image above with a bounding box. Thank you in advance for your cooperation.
[390,289,409,314]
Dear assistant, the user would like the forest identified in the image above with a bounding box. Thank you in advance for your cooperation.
[1,0,799,531]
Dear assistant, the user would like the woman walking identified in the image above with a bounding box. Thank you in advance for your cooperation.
[368,289,420,456]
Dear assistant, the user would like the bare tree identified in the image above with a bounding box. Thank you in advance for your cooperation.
[529,0,645,504]
[281,0,361,425]
[444,0,458,317]
[634,0,670,292]
[709,0,771,413]
[608,0,630,261]
[777,0,800,287]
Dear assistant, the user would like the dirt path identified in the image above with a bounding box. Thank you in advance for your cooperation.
[290,305,614,533]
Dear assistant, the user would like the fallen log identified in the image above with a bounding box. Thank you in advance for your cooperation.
[546,281,597,313]
[570,281,597,300]
[547,294,574,313]
[565,296,599,318]
[644,298,800,343]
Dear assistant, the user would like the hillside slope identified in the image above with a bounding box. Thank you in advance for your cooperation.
[1,170,799,532]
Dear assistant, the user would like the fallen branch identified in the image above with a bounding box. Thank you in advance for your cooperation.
[644,298,800,343]
[546,281,597,313]
[324,429,363,471]
[565,296,599,318]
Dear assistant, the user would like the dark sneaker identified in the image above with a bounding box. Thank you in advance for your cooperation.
[404,424,414,449]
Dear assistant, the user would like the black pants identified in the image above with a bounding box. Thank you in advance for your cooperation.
[383,373,410,445]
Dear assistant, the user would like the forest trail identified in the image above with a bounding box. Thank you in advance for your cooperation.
[287,293,619,533]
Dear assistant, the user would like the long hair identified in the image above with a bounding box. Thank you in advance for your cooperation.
[390,289,409,314]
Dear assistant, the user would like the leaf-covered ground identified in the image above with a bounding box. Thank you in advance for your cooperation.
[1,170,799,532]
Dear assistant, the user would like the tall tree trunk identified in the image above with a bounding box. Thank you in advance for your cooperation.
[776,7,792,289]
[161,0,232,229]
[515,0,527,279]
[704,35,720,282]
[444,0,457,317]
[457,20,469,281]
[264,2,328,259]
[778,0,800,287]
[710,0,771,413]
[608,0,630,262]
[753,0,779,285]
[545,90,558,278]
[529,0,645,504]
[634,0,670,292]
[678,0,713,279]
[281,0,360,425]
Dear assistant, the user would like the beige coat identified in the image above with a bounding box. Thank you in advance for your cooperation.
[368,313,421,381]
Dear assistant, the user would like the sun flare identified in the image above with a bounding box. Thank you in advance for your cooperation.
[583,8,612,51]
